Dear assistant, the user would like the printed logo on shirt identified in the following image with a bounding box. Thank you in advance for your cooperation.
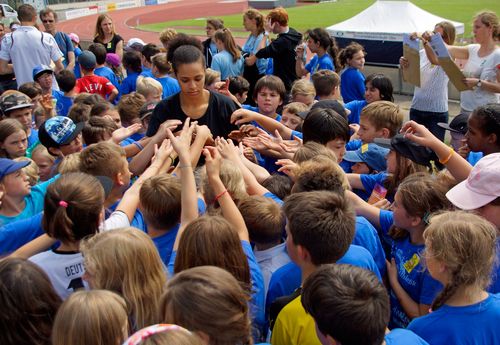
[403,253,420,273]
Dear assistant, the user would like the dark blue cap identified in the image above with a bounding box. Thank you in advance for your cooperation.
[0,158,30,180]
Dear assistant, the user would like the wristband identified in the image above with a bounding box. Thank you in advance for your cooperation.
[178,164,192,169]
[439,147,454,165]
[213,189,228,204]
[133,142,144,150]
[167,155,175,166]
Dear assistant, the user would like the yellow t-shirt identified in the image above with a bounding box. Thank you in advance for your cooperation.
[271,295,321,345]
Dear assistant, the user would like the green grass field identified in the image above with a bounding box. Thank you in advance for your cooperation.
[136,0,499,39]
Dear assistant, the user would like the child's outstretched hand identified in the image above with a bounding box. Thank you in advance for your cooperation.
[276,159,298,179]
[203,146,222,182]
[401,120,440,148]
[111,123,143,144]
[216,137,240,161]
[151,138,173,164]
[230,109,258,126]
[166,118,196,162]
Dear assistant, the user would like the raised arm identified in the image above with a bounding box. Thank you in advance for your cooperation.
[204,146,249,242]
[231,108,293,140]
[217,138,270,196]
[295,44,308,77]
[345,190,381,228]
[167,119,198,251]
[401,121,472,182]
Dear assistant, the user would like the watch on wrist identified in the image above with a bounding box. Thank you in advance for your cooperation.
[477,79,482,88]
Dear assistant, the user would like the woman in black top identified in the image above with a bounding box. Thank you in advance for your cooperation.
[93,14,124,60]
[147,37,239,139]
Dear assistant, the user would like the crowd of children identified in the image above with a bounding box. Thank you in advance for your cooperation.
[0,4,499,345]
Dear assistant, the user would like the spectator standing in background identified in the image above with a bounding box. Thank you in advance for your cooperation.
[40,8,75,70]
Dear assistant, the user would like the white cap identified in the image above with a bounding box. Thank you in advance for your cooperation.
[446,153,500,210]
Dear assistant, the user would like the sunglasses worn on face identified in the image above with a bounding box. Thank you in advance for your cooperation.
[42,20,54,23]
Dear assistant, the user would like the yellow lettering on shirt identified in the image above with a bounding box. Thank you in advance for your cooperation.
[403,253,420,273]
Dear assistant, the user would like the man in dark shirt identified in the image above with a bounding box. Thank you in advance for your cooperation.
[246,8,302,91]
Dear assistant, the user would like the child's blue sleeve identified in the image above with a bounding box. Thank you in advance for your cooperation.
[167,250,176,278]
[242,240,266,339]
[290,130,302,140]
[27,174,60,215]
[345,100,366,125]
[360,172,386,195]
[379,209,394,235]
[0,212,44,255]
[305,55,318,74]
[263,192,283,206]
[354,216,387,277]
[266,262,301,310]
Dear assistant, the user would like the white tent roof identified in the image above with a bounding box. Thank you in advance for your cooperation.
[326,1,464,42]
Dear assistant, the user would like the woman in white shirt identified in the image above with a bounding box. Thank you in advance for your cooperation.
[401,21,456,141]
[425,11,500,116]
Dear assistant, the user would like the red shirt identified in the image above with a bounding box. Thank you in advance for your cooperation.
[75,75,116,98]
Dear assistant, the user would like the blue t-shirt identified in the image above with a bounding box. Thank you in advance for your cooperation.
[52,90,73,116]
[28,129,39,149]
[95,66,120,89]
[408,294,500,345]
[266,244,381,309]
[354,216,386,276]
[385,329,429,345]
[211,50,244,80]
[156,76,181,100]
[120,71,140,96]
[54,31,74,67]
[359,172,391,202]
[242,33,268,75]
[467,151,483,166]
[0,175,58,226]
[380,210,443,329]
[73,47,82,78]
[151,225,179,267]
[0,212,44,255]
[107,200,147,231]
[488,240,500,293]
[140,67,154,78]
[345,100,367,125]
[305,53,335,75]
[341,67,365,103]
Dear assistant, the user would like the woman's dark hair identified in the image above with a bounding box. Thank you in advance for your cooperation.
[302,108,350,144]
[307,28,340,70]
[365,73,394,102]
[0,258,62,345]
[167,34,204,71]
[171,45,206,74]
[122,51,142,73]
[471,103,500,146]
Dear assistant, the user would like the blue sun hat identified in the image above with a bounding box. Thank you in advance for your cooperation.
[343,143,389,172]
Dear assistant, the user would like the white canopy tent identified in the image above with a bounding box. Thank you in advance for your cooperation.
[326,1,464,66]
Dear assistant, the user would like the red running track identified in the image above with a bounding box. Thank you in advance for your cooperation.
[57,0,249,44]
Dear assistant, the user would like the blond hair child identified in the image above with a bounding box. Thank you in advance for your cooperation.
[408,211,500,344]
[52,290,128,345]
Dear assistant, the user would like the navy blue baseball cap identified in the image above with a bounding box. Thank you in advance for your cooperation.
[0,158,30,181]
[32,64,53,81]
[343,143,389,172]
